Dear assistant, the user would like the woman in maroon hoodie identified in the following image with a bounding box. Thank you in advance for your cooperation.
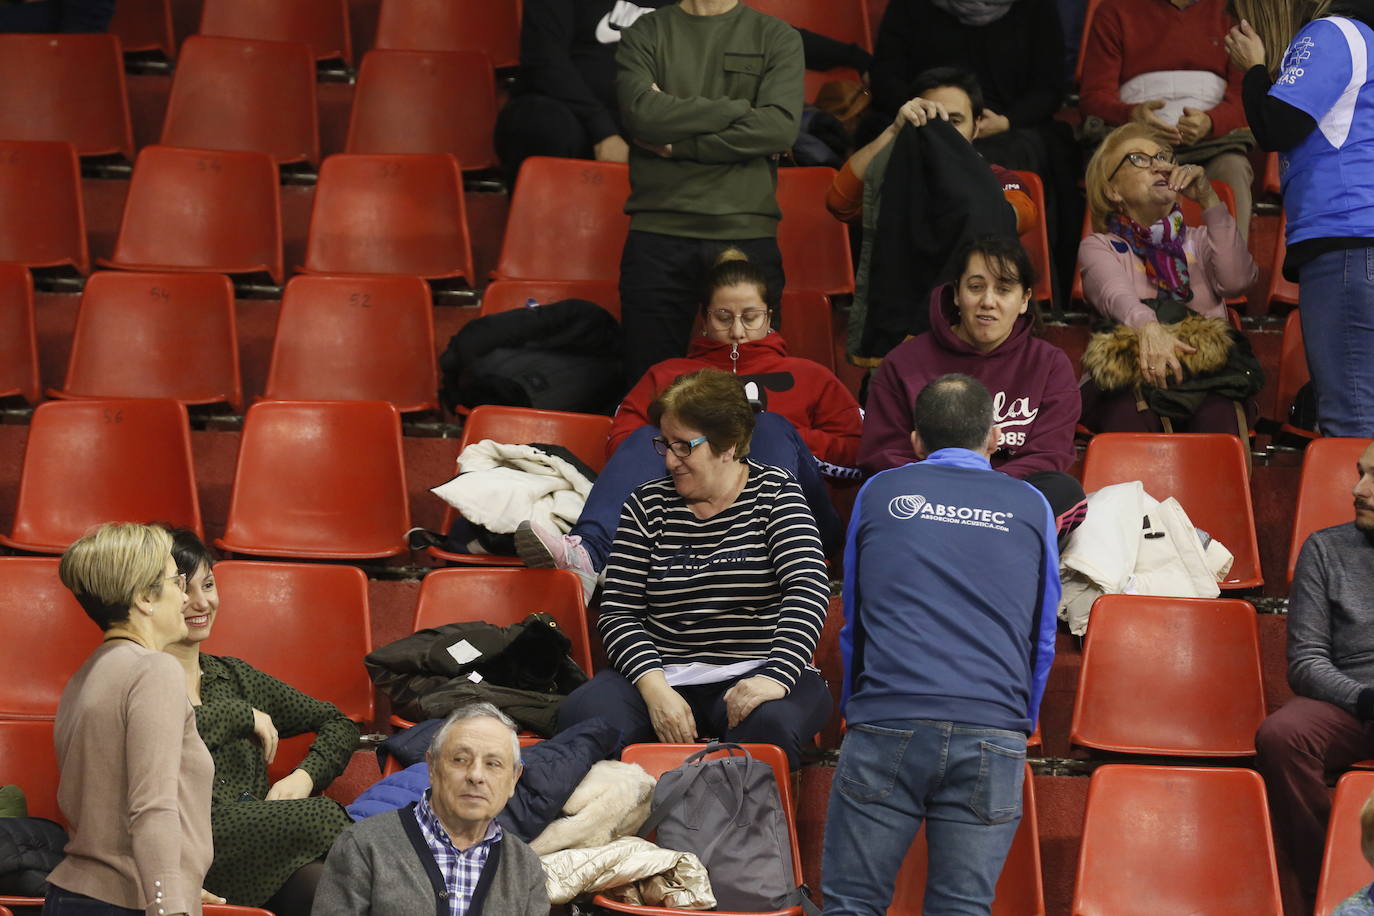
[515,249,861,598]
[859,236,1080,480]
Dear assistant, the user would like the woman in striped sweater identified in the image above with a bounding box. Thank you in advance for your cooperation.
[555,369,832,768]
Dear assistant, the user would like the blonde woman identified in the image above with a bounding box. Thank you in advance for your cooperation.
[47,522,220,916]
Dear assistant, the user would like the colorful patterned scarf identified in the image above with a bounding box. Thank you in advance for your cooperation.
[1105,205,1193,304]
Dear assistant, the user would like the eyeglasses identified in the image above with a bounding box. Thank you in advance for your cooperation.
[651,434,709,458]
[705,308,770,331]
[1108,149,1176,180]
[164,572,187,592]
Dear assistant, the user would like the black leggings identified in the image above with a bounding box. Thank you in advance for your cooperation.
[263,860,326,916]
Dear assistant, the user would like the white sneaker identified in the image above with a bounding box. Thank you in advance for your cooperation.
[515,520,598,601]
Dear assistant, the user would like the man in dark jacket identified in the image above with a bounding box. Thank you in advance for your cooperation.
[313,704,548,916]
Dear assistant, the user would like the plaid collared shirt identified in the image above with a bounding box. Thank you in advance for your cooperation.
[414,790,502,916]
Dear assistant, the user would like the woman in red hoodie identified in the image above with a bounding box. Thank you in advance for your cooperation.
[515,249,862,598]
[859,235,1080,480]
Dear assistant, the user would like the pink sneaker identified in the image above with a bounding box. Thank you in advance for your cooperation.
[515,520,598,601]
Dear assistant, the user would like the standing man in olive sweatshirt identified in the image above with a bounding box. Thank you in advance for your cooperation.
[615,0,804,388]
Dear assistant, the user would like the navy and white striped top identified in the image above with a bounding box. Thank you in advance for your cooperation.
[599,460,830,691]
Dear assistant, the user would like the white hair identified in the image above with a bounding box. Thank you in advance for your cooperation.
[427,702,522,766]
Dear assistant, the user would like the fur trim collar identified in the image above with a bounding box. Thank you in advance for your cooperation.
[1082,315,1234,391]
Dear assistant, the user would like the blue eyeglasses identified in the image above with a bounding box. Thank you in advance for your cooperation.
[651,434,708,458]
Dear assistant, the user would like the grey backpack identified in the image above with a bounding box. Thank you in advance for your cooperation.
[638,742,819,914]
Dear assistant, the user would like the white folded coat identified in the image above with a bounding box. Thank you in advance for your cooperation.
[430,438,595,537]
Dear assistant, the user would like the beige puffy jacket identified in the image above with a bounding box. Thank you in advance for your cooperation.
[540,836,715,908]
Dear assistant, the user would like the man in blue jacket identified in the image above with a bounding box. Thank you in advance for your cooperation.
[822,373,1059,915]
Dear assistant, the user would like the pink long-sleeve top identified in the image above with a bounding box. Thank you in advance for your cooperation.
[1077,203,1257,328]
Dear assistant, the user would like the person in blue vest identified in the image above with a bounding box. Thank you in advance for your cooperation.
[822,373,1059,915]
[1228,0,1374,436]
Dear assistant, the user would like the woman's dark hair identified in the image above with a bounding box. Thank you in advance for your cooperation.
[909,67,985,120]
[167,526,216,579]
[702,247,776,311]
[954,235,1042,333]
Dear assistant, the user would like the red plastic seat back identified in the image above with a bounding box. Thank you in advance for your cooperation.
[199,0,352,62]
[0,720,62,825]
[162,36,320,166]
[211,561,374,723]
[0,558,101,719]
[776,166,855,296]
[1079,433,1262,589]
[0,264,40,404]
[779,289,836,371]
[0,34,134,161]
[1316,771,1374,916]
[888,763,1043,915]
[480,279,621,320]
[746,0,871,50]
[0,140,89,274]
[110,0,176,58]
[1290,438,1373,585]
[494,157,630,283]
[1012,170,1054,305]
[413,568,594,674]
[1267,212,1301,309]
[304,153,473,282]
[265,275,437,411]
[1071,595,1265,755]
[374,0,520,68]
[1073,0,1107,85]
[0,399,202,554]
[106,145,284,283]
[1073,765,1282,916]
[346,49,498,170]
[57,272,241,409]
[217,400,410,559]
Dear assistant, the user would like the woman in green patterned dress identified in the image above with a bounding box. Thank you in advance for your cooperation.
[162,529,358,916]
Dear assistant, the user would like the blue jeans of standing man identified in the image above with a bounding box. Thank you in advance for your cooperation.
[1298,246,1374,437]
[822,719,1027,915]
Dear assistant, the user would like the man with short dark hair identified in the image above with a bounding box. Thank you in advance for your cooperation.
[312,704,547,916]
[823,373,1059,915]
[1257,440,1374,910]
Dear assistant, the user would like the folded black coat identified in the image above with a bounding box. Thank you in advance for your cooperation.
[0,816,67,897]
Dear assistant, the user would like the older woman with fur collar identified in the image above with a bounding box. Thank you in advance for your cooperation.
[1078,122,1258,435]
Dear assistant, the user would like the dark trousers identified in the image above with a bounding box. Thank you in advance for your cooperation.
[619,230,785,389]
[493,94,597,188]
[44,885,141,915]
[557,667,831,769]
[1081,382,1256,436]
[1255,697,1374,904]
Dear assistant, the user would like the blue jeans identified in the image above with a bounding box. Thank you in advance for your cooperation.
[571,412,843,568]
[822,720,1027,915]
[1298,246,1374,437]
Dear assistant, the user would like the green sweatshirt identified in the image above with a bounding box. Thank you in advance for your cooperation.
[616,2,803,239]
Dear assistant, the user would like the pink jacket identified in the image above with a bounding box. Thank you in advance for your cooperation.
[1078,203,1256,328]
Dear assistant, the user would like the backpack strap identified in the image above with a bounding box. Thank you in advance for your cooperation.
[637,742,748,838]
[785,885,822,916]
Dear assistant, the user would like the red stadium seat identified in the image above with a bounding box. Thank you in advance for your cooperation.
[1073,0,1108,86]
[0,264,40,405]
[53,272,242,410]
[1072,765,1282,915]
[779,289,836,371]
[494,157,631,283]
[0,399,202,554]
[1079,432,1263,590]
[746,0,871,51]
[0,140,89,275]
[0,720,62,825]
[264,274,437,412]
[427,405,614,566]
[1264,151,1281,196]
[388,567,595,727]
[886,763,1043,915]
[1266,212,1301,311]
[1316,771,1374,916]
[109,0,176,59]
[803,66,862,105]
[0,34,134,161]
[374,0,520,68]
[199,0,352,63]
[0,558,101,719]
[776,166,855,296]
[1070,595,1266,755]
[480,279,622,319]
[346,49,498,170]
[592,743,810,916]
[217,400,411,559]
[303,153,473,284]
[1289,437,1373,586]
[161,36,320,166]
[1012,170,1055,305]
[103,145,284,284]
[1272,309,1313,444]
